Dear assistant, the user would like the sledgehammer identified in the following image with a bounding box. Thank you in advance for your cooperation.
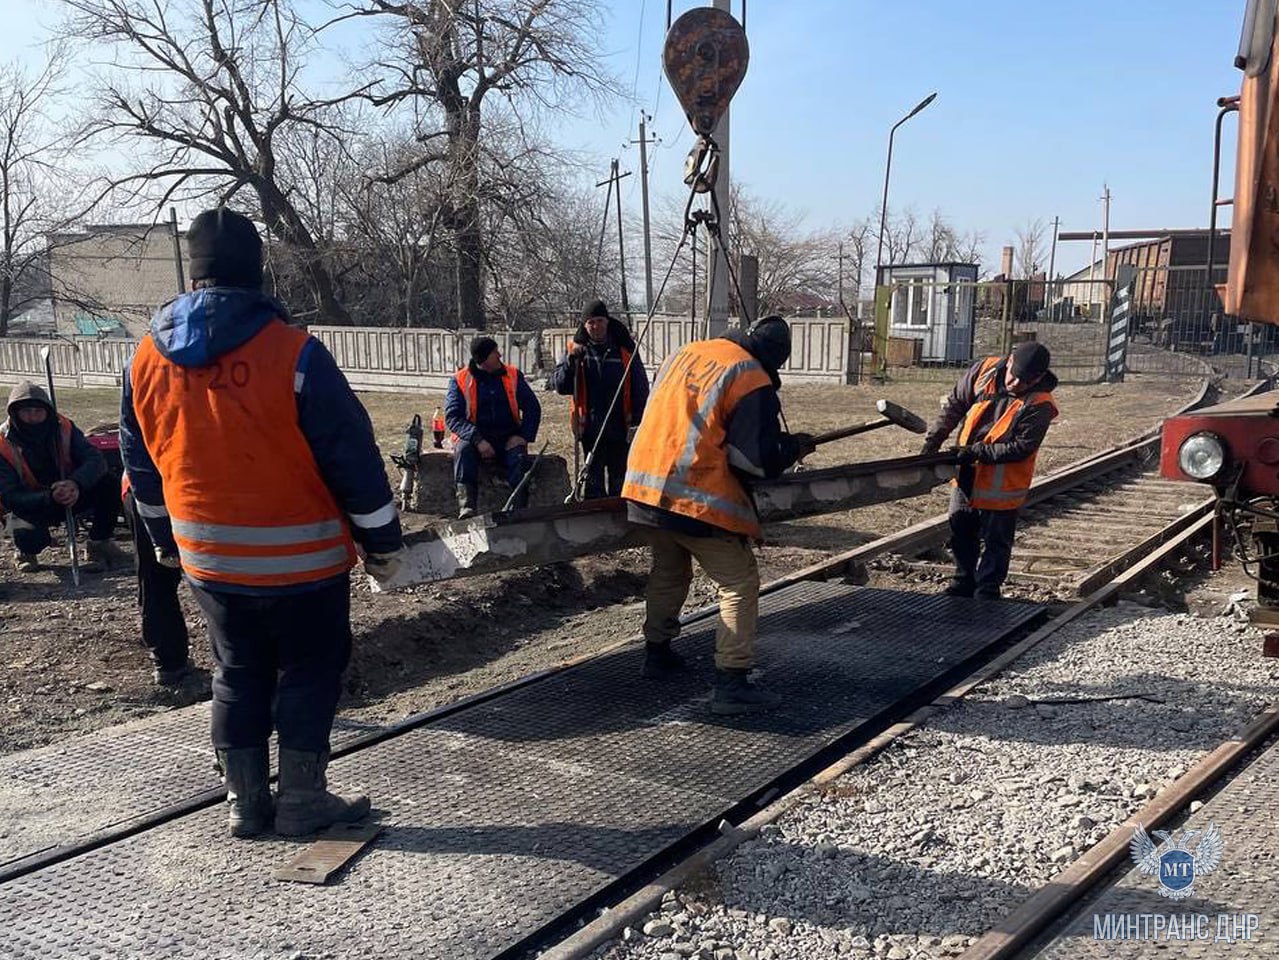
[806,398,928,448]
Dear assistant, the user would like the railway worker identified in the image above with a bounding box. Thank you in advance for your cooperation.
[623,316,813,715]
[919,341,1059,600]
[549,299,650,498]
[0,381,123,573]
[122,472,192,686]
[120,207,405,839]
[445,335,542,518]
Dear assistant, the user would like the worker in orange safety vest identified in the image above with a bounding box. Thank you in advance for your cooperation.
[550,300,649,498]
[919,341,1059,600]
[623,316,813,715]
[120,207,404,839]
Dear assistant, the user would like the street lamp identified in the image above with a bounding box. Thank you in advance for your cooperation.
[874,92,938,282]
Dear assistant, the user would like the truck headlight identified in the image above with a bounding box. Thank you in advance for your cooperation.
[1178,432,1225,480]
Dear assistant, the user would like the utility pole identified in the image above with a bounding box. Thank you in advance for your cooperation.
[1089,231,1099,318]
[706,0,732,331]
[168,207,185,295]
[1045,215,1059,317]
[1101,184,1111,285]
[630,113,658,312]
[612,158,630,314]
[837,242,845,311]
[593,162,632,301]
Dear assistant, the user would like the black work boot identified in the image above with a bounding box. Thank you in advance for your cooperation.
[943,577,974,598]
[641,642,687,679]
[710,667,781,716]
[216,747,273,838]
[456,483,478,519]
[274,748,371,837]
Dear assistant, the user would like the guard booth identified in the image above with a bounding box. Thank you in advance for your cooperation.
[875,263,979,365]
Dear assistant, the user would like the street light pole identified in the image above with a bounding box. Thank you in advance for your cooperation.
[875,92,937,284]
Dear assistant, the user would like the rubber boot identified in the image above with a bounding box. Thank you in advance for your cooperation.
[710,667,781,716]
[641,642,687,679]
[456,483,478,519]
[216,747,273,838]
[274,748,371,837]
[85,538,126,572]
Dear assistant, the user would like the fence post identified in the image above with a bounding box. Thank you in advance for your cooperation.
[1001,280,1014,355]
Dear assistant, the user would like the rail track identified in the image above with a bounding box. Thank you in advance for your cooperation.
[1,378,1270,960]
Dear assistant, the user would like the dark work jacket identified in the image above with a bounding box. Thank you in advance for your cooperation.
[923,357,1060,464]
[444,361,542,445]
[0,409,106,515]
[548,319,650,439]
[627,328,794,537]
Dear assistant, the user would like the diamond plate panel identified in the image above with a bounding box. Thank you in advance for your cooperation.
[0,704,382,868]
[0,586,1041,959]
[1030,737,1279,958]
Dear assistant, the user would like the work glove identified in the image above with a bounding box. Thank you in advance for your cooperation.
[364,548,406,585]
[955,445,985,465]
[779,432,816,470]
[154,548,181,569]
[919,437,943,456]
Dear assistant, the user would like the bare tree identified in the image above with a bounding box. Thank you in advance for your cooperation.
[728,187,838,317]
[356,0,620,329]
[1015,217,1047,279]
[58,0,375,323]
[0,51,84,336]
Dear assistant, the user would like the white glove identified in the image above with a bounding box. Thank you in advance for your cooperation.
[154,548,181,569]
[364,548,405,585]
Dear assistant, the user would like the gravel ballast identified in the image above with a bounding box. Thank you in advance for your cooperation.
[589,600,1279,960]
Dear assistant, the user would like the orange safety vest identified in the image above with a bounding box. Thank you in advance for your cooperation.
[0,417,73,513]
[956,356,1058,511]
[451,364,522,444]
[622,338,773,538]
[129,319,357,588]
[570,344,634,439]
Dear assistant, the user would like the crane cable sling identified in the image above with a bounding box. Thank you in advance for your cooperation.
[566,135,778,501]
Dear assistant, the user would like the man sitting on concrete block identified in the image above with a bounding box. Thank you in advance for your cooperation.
[445,336,542,518]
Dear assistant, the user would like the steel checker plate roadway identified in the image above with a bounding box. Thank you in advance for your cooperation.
[0,706,382,869]
[1029,735,1279,959]
[0,585,1040,959]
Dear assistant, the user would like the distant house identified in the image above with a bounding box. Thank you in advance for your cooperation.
[1054,260,1108,320]
[47,223,187,338]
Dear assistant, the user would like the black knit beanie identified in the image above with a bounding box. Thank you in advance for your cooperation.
[1010,341,1051,379]
[582,299,611,321]
[187,208,263,289]
[470,336,499,364]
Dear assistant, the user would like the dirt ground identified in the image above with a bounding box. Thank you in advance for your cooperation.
[0,371,1213,755]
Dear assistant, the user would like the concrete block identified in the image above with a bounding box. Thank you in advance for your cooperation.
[407,449,571,517]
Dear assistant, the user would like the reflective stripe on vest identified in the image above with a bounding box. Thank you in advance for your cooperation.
[452,365,522,443]
[128,320,357,588]
[570,345,633,439]
[621,339,772,538]
[0,417,73,490]
[956,356,1057,510]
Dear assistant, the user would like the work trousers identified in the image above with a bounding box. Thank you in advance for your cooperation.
[948,486,1019,598]
[579,429,630,498]
[123,490,189,672]
[191,576,352,753]
[5,475,118,555]
[639,527,760,670]
[452,434,529,490]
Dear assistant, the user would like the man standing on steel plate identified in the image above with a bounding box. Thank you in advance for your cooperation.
[120,207,405,838]
[622,316,813,715]
[919,341,1059,600]
[549,299,650,498]
[0,381,123,573]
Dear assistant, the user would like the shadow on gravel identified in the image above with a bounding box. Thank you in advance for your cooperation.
[694,841,1242,940]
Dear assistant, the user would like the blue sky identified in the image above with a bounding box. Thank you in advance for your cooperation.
[3,0,1248,275]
